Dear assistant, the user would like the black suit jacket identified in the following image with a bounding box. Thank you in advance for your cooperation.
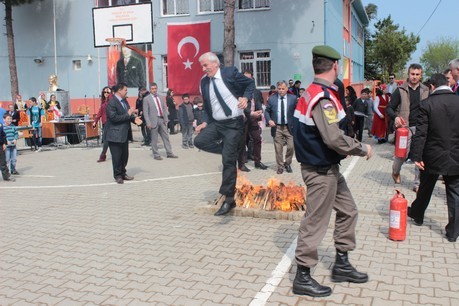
[265,93,297,136]
[248,88,264,126]
[411,88,459,175]
[200,67,255,124]
[9,110,20,126]
[105,96,135,143]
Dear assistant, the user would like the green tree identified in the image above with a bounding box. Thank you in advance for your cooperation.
[363,4,379,80]
[365,15,419,81]
[1,0,41,103]
[420,38,459,76]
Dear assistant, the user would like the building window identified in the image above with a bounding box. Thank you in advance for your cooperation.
[72,60,82,71]
[96,0,151,7]
[351,13,364,45]
[238,0,270,10]
[162,0,189,16]
[198,0,224,13]
[162,56,168,91]
[239,51,271,88]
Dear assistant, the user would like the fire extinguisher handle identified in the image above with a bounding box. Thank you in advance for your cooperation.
[399,117,407,127]
[395,189,405,198]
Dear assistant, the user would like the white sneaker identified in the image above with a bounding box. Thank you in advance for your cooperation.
[36,147,42,152]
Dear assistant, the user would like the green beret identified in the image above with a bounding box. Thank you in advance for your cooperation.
[312,45,341,61]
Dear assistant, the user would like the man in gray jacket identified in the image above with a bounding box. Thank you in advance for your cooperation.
[143,83,178,160]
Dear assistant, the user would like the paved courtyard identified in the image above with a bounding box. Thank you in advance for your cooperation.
[0,128,458,305]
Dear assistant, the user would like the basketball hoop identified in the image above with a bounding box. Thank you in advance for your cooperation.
[105,37,125,51]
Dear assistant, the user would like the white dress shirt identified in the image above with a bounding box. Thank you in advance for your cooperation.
[277,94,288,124]
[209,69,242,121]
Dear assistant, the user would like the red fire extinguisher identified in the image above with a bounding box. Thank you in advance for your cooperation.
[389,189,408,241]
[395,118,409,158]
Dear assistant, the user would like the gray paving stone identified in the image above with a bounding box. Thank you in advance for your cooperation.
[2,131,459,305]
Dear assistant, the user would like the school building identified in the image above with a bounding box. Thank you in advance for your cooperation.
[0,0,368,113]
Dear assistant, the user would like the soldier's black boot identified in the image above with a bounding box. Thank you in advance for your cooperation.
[293,265,332,297]
[331,250,368,283]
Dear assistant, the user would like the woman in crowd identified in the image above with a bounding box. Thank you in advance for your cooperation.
[345,85,357,105]
[93,86,112,162]
[371,85,390,143]
[166,89,178,134]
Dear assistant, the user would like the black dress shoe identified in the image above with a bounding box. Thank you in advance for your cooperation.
[285,164,293,173]
[167,154,178,158]
[446,234,457,242]
[115,177,124,184]
[254,162,268,170]
[123,175,134,180]
[407,207,423,226]
[239,164,251,172]
[214,201,236,216]
[293,265,332,297]
[277,166,284,174]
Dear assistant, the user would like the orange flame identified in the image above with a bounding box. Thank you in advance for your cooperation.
[235,176,306,211]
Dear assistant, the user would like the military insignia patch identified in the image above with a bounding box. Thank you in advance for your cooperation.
[322,103,339,124]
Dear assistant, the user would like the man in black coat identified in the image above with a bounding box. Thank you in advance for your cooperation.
[7,104,20,126]
[194,52,255,216]
[409,73,459,242]
[241,70,267,170]
[105,82,142,184]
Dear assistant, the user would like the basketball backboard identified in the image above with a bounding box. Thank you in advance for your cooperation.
[92,2,153,48]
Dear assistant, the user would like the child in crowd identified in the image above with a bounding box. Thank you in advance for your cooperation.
[0,119,14,182]
[3,113,19,175]
[178,93,194,149]
[27,97,45,152]
[193,101,206,127]
[344,96,355,138]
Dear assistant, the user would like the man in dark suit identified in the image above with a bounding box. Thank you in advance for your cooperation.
[116,46,146,88]
[194,52,255,216]
[105,82,142,184]
[241,70,267,170]
[409,73,459,242]
[265,80,297,174]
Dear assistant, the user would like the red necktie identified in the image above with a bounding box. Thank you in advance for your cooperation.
[155,96,163,117]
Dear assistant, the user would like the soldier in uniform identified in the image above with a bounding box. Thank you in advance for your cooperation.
[292,45,373,297]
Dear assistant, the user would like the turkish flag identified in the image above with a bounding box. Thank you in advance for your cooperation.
[167,21,210,95]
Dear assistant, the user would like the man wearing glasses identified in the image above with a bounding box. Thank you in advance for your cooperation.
[387,74,397,94]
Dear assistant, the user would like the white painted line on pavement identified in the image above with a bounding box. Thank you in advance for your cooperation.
[0,171,221,189]
[249,155,360,305]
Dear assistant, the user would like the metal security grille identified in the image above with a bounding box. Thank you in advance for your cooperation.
[199,0,224,12]
[162,0,189,15]
[238,0,270,9]
[240,51,271,88]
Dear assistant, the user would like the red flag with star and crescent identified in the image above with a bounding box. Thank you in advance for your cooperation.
[167,21,210,95]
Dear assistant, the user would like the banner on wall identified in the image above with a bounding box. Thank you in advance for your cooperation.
[167,21,211,95]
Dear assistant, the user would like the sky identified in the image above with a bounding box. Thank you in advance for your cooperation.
[362,0,459,64]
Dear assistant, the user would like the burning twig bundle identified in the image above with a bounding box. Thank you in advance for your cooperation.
[235,176,306,211]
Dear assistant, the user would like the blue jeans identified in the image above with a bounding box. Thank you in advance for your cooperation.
[5,146,17,171]
[32,127,42,149]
